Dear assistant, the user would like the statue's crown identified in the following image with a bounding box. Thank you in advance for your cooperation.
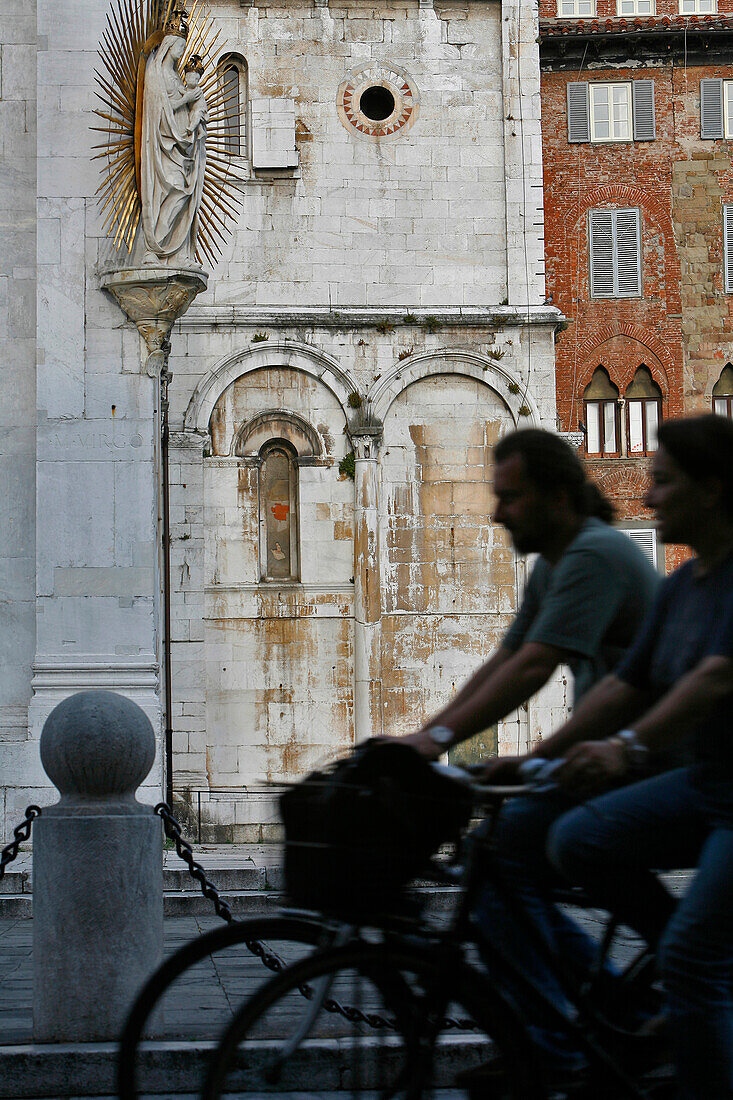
[163,6,189,38]
[185,53,204,75]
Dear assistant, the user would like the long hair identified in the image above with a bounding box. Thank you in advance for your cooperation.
[657,414,733,518]
[494,428,615,522]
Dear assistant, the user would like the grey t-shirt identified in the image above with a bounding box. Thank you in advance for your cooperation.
[503,518,660,702]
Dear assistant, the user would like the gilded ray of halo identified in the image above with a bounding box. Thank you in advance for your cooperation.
[93,0,245,262]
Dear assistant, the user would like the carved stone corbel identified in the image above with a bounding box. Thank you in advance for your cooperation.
[101,266,208,377]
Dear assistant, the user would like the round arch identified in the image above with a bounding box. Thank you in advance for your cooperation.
[367,349,541,425]
[184,341,360,434]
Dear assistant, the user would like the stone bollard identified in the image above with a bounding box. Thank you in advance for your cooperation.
[33,690,163,1042]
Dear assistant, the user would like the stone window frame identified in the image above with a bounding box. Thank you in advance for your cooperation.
[589,208,643,299]
[617,0,655,14]
[217,52,248,161]
[625,366,662,456]
[583,366,621,457]
[712,364,733,417]
[568,81,655,144]
[557,0,595,16]
[680,0,715,14]
[723,206,733,292]
[257,439,300,583]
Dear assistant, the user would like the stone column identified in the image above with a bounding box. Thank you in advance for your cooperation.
[33,690,162,1042]
[351,425,383,743]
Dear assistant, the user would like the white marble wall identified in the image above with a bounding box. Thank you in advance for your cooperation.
[0,0,38,834]
[0,0,561,838]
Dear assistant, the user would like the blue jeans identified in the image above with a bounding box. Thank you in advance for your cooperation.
[549,767,733,1100]
[472,790,611,1070]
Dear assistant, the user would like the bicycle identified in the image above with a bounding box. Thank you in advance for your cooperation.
[195,768,674,1100]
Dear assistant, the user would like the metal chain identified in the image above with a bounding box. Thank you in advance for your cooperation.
[154,802,477,1033]
[0,806,41,880]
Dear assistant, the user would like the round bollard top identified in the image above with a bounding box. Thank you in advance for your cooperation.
[41,691,156,812]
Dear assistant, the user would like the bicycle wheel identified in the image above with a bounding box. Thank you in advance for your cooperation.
[117,913,350,1100]
[202,939,547,1099]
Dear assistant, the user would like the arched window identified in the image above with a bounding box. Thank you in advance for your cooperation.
[259,441,299,581]
[583,366,620,455]
[626,366,662,455]
[713,364,733,418]
[218,53,247,158]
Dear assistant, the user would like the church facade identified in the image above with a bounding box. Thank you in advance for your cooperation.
[0,0,563,839]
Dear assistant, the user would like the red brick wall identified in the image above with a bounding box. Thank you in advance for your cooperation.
[542,50,733,538]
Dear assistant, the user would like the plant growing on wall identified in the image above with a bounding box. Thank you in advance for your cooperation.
[339,452,356,480]
[398,348,414,361]
[348,392,363,409]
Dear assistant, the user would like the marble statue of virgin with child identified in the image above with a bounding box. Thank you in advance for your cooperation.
[140,8,208,265]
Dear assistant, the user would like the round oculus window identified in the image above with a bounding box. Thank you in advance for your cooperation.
[337,64,419,140]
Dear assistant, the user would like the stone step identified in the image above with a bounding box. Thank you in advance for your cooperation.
[0,883,460,920]
[0,1035,487,1098]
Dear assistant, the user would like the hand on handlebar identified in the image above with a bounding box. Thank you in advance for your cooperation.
[556,739,627,797]
[467,755,526,784]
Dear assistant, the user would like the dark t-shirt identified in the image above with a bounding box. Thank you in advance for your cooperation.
[503,518,660,702]
[616,552,733,771]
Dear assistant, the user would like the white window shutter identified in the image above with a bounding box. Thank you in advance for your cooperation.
[589,211,615,297]
[625,528,657,568]
[723,206,733,293]
[700,79,724,140]
[567,83,590,142]
[632,81,655,141]
[615,209,642,297]
[250,97,299,169]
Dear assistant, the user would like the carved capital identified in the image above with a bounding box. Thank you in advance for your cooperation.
[101,266,208,376]
[350,424,383,461]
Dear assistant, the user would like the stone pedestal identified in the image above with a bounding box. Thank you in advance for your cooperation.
[33,691,163,1042]
[351,425,383,742]
[101,266,208,376]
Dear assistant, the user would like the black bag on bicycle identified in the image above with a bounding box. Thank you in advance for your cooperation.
[279,739,473,916]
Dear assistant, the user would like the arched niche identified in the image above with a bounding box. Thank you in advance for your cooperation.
[233,410,322,461]
[185,341,359,436]
[367,350,539,426]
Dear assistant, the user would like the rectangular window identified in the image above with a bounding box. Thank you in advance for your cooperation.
[589,209,642,298]
[558,0,595,14]
[568,81,655,143]
[618,0,654,13]
[590,84,632,142]
[680,0,715,12]
[585,400,619,455]
[627,399,659,455]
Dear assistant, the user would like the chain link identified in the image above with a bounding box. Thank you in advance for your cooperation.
[0,806,41,880]
[155,801,477,1033]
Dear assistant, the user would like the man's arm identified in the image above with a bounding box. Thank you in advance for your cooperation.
[402,641,566,758]
[560,656,733,792]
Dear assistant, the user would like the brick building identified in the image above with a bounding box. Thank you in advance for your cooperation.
[539,3,733,569]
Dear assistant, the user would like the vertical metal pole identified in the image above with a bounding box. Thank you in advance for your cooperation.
[161,340,174,809]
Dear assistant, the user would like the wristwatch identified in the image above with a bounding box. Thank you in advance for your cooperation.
[426,725,455,749]
[610,729,650,769]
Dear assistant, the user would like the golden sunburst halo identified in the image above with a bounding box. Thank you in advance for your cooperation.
[93,0,244,265]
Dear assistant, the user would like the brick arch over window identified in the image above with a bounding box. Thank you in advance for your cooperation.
[575,330,671,396]
[560,187,680,314]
